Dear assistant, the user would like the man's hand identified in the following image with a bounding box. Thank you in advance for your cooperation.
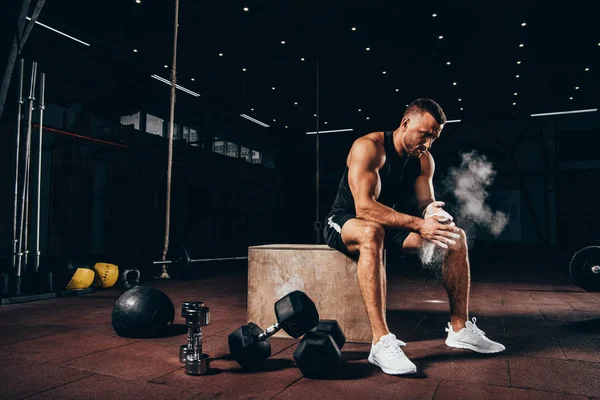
[417,215,461,249]
[423,201,454,224]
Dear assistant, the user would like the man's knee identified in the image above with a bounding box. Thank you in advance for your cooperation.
[359,222,385,251]
[448,227,468,251]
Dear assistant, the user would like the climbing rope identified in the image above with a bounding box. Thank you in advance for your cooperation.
[158,0,180,279]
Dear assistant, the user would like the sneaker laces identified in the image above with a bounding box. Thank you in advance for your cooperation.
[466,317,486,337]
[379,335,408,360]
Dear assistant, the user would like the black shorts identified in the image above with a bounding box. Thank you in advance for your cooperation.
[323,211,412,259]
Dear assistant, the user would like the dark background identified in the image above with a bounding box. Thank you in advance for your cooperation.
[1,0,599,276]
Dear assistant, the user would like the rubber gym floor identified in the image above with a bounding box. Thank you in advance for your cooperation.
[1,256,600,400]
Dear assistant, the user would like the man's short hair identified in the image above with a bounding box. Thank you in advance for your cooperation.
[404,98,446,125]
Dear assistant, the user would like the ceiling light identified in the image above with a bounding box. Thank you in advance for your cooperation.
[460,107,464,110]
[438,35,443,39]
[164,65,168,68]
[366,47,370,51]
[395,88,399,92]
[242,68,247,71]
[243,7,249,11]
[133,49,138,52]
[453,82,457,86]
[285,126,288,128]
[294,102,298,105]
[273,119,276,122]
[272,87,275,90]
[446,61,451,65]
[514,92,518,95]
[240,114,269,128]
[219,53,223,56]
[406,104,409,107]
[516,74,520,78]
[325,121,328,124]
[26,16,90,46]
[575,86,579,89]
[151,75,200,97]
[519,44,524,47]
[358,109,361,112]
[585,67,590,71]
[301,58,305,61]
[306,128,354,135]
[136,0,141,3]
[531,108,597,117]
[458,98,462,101]
[432,13,437,17]
[366,117,370,120]
[513,102,517,105]
[191,78,195,81]
[517,61,521,64]
[281,41,286,44]
[351,27,356,31]
[521,22,527,26]
[570,97,573,100]
[382,71,387,74]
[251,108,254,111]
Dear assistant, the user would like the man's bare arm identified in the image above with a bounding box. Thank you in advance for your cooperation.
[415,151,436,216]
[347,138,422,231]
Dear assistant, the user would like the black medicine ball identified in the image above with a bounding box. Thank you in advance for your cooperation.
[111,286,175,338]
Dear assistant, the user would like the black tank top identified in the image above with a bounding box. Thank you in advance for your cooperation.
[329,131,422,216]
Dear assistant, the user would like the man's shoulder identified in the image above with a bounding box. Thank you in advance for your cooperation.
[353,131,385,151]
[349,134,386,168]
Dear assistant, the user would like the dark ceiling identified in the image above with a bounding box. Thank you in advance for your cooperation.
[11,0,600,136]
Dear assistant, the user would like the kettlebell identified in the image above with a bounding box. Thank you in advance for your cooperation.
[117,269,140,293]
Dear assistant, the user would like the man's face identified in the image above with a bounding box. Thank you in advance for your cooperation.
[401,112,443,157]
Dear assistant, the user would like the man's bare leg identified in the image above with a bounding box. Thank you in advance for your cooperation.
[340,219,390,344]
[441,229,469,331]
[402,229,470,331]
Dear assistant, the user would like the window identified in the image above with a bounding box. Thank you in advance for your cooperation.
[189,128,199,147]
[164,122,179,139]
[213,137,226,155]
[240,146,251,162]
[146,114,164,136]
[120,112,140,130]
[226,142,238,158]
[251,150,262,164]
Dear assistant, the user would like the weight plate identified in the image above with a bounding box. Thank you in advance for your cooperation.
[569,246,600,292]
[166,243,192,279]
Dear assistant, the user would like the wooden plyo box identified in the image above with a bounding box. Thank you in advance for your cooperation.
[247,244,386,343]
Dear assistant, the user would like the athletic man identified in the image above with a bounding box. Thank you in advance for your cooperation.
[323,98,505,375]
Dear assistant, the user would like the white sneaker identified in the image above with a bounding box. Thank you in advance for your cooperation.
[368,333,417,375]
[445,317,506,354]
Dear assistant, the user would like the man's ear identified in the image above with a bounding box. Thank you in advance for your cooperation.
[401,117,409,130]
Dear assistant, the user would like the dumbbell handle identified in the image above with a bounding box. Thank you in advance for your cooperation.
[257,322,281,341]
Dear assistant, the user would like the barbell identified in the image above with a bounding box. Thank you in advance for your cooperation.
[152,244,248,279]
[569,245,600,292]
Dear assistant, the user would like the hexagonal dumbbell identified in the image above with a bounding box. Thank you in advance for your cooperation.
[228,290,319,369]
[293,319,346,378]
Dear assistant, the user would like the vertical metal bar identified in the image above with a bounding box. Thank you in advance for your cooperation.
[16,61,37,293]
[24,165,30,267]
[315,61,320,244]
[35,72,45,272]
[12,59,24,271]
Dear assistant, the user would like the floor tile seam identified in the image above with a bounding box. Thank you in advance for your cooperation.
[267,376,304,400]
[508,354,600,366]
[17,371,96,400]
